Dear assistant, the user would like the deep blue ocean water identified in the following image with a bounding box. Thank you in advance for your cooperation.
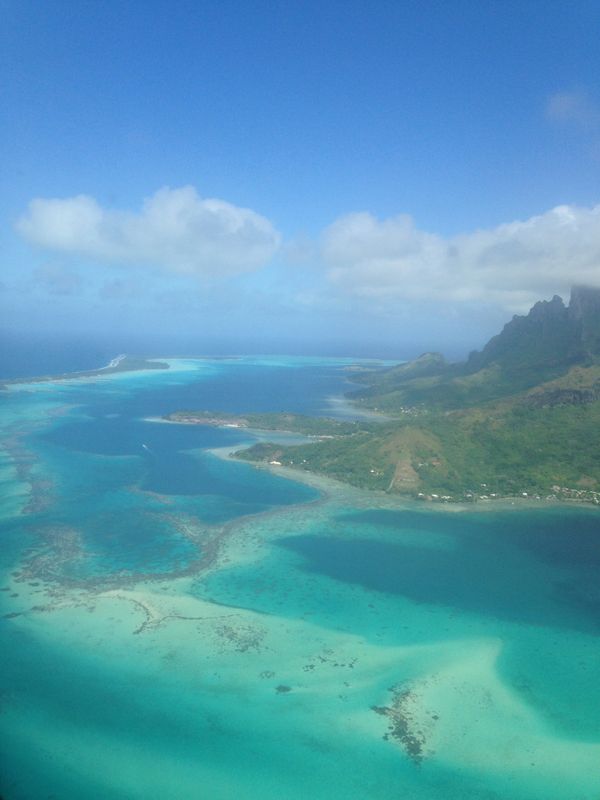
[0,332,126,379]
[1,355,600,800]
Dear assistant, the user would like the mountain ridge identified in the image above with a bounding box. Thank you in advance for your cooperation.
[349,285,600,412]
[169,286,600,504]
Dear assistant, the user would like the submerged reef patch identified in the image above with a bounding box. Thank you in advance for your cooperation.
[372,683,438,764]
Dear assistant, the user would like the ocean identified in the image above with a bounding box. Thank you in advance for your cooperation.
[1,355,599,799]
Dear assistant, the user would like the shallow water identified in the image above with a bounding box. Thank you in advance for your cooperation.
[1,356,599,799]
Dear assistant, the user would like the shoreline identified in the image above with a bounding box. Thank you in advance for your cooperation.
[141,409,600,514]
[98,353,127,370]
[1,355,170,390]
[206,440,600,515]
[0,353,392,388]
[8,354,599,513]
[154,408,600,512]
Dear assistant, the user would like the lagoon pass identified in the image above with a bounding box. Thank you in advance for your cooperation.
[1,356,599,800]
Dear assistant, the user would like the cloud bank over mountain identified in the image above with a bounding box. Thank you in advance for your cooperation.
[322,204,600,311]
[17,186,281,278]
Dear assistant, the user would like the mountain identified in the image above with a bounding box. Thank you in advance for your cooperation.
[465,294,580,374]
[466,285,600,373]
[350,286,600,411]
[569,284,600,356]
[234,286,600,503]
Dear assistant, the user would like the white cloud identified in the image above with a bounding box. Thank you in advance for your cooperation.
[322,204,600,312]
[17,186,281,277]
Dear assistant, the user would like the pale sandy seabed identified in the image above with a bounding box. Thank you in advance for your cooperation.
[3,476,600,799]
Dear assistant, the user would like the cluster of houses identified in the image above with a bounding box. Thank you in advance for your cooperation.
[416,482,600,505]
[416,492,455,502]
[548,485,600,504]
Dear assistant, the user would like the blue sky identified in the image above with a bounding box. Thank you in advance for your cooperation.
[3,0,600,358]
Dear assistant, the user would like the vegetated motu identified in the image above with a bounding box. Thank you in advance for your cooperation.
[192,286,600,504]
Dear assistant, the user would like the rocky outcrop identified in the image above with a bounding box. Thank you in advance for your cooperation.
[569,285,600,358]
[466,285,600,375]
[524,386,600,408]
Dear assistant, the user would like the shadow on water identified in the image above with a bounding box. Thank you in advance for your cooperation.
[336,507,600,567]
[277,508,600,633]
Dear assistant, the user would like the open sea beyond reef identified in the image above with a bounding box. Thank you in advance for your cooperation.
[1,355,600,800]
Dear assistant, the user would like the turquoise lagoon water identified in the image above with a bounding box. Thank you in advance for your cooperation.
[1,356,600,799]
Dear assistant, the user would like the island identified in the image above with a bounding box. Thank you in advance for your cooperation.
[166,286,600,505]
[163,410,363,436]
[0,355,169,389]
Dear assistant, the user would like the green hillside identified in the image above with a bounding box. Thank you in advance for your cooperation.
[171,287,600,504]
[236,365,600,503]
[350,286,600,412]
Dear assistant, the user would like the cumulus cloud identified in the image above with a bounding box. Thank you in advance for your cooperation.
[17,186,281,277]
[322,204,600,312]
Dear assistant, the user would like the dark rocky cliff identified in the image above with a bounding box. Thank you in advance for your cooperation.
[466,285,600,375]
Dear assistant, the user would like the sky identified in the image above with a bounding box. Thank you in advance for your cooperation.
[2,0,600,359]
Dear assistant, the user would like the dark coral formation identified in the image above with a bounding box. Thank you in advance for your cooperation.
[372,685,435,765]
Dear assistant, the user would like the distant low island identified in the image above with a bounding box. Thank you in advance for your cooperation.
[1,355,169,389]
[166,286,600,505]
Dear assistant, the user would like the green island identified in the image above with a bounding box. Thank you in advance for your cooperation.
[164,409,364,436]
[167,286,600,504]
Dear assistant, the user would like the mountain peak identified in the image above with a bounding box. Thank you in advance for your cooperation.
[466,290,576,374]
[347,285,600,412]
[568,285,600,355]
[527,293,566,321]
[569,284,600,319]
[465,285,600,377]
